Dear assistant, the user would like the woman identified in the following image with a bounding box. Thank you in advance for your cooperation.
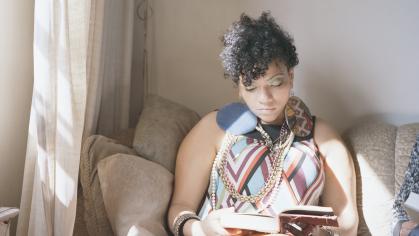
[168,12,358,236]
[393,134,419,236]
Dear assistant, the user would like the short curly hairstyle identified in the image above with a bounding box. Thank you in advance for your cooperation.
[220,12,299,86]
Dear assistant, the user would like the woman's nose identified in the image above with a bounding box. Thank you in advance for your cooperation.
[258,87,273,104]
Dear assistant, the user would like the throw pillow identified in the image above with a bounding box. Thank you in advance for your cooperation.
[133,94,200,173]
[97,153,173,236]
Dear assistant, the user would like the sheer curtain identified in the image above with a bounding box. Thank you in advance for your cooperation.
[17,0,143,235]
[84,0,139,138]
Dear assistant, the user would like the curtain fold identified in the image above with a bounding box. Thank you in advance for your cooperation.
[91,0,135,137]
[84,0,137,138]
[83,0,105,139]
[17,0,143,235]
[17,0,88,235]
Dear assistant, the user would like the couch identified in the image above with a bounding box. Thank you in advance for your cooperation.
[73,94,419,236]
[0,207,19,236]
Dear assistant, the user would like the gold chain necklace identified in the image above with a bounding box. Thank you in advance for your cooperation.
[210,123,294,209]
[256,122,289,150]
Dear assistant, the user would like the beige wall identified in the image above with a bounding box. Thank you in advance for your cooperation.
[149,0,241,114]
[0,0,34,216]
[150,0,419,131]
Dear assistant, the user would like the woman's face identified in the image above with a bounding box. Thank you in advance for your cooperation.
[238,61,294,125]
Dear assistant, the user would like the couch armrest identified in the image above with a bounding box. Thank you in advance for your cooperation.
[0,208,19,222]
[79,135,137,236]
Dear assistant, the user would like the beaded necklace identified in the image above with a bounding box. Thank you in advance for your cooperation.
[210,122,294,211]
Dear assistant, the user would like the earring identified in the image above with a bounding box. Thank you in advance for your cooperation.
[290,89,295,97]
[285,102,296,132]
[285,96,313,138]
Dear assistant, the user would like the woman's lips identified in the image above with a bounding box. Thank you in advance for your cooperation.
[257,108,276,114]
[258,108,275,111]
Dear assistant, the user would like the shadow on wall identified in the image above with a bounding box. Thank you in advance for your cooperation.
[297,42,419,134]
[353,113,419,128]
[299,62,372,133]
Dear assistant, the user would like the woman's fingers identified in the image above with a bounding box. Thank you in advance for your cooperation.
[225,228,243,235]
[202,207,236,235]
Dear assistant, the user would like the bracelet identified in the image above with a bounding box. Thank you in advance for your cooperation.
[173,213,201,236]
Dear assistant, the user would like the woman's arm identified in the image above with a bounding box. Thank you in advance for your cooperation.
[314,118,359,236]
[167,111,227,235]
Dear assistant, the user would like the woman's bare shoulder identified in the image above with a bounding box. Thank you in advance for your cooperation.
[195,111,223,134]
[184,111,225,149]
[313,117,348,161]
[313,117,338,139]
[313,117,342,143]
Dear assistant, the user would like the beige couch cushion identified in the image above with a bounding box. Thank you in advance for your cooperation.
[80,135,137,236]
[97,154,173,236]
[133,94,200,173]
[343,121,397,236]
[108,128,136,148]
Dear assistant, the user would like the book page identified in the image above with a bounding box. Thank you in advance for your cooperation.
[219,212,279,233]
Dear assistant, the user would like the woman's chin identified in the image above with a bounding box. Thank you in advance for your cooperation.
[257,114,283,125]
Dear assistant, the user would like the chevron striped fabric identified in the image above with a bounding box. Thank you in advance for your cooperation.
[198,133,325,218]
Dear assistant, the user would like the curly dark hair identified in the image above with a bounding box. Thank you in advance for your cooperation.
[220,12,299,86]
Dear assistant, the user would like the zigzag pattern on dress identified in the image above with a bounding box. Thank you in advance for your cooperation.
[198,135,325,218]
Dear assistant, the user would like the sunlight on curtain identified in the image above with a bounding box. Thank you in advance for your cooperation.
[18,0,143,234]
[17,0,89,235]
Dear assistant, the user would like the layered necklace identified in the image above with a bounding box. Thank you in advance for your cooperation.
[210,121,294,211]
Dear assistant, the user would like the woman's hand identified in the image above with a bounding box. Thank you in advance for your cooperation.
[400,221,418,236]
[198,207,238,235]
[189,207,290,236]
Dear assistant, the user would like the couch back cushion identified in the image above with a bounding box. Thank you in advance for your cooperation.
[97,153,173,236]
[343,121,396,236]
[133,94,200,173]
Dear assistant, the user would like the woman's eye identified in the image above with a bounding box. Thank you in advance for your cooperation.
[245,86,256,91]
[269,79,283,87]
[268,77,284,87]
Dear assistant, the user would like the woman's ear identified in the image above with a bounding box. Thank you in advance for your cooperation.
[288,68,294,87]
[238,90,243,101]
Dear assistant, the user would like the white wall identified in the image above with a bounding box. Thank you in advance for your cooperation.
[150,0,419,132]
[0,0,34,219]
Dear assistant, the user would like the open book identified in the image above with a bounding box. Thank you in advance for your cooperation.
[404,192,419,224]
[219,205,338,234]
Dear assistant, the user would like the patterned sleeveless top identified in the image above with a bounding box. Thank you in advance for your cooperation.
[198,97,325,218]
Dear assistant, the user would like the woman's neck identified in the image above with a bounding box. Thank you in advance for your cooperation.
[259,113,285,126]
